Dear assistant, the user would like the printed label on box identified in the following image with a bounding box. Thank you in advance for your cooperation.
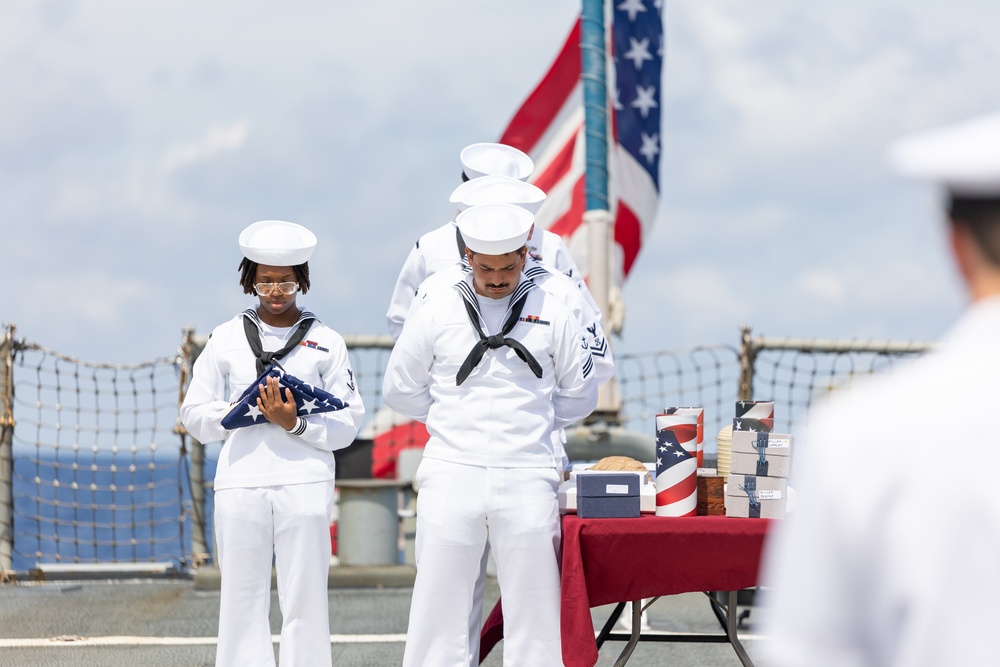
[766,437,791,448]
[757,490,783,500]
[606,484,630,495]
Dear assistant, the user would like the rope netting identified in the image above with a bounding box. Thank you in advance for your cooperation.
[748,338,933,435]
[8,341,189,572]
[615,345,742,448]
[0,330,933,574]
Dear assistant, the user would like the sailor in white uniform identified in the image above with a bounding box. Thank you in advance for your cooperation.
[760,112,1000,667]
[385,142,583,340]
[383,204,598,667]
[180,220,365,667]
[412,179,614,663]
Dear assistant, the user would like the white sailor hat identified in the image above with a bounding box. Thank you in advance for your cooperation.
[460,142,534,181]
[239,220,317,266]
[888,112,1000,196]
[456,203,534,255]
[449,175,547,215]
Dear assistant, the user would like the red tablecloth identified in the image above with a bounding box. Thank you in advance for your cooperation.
[480,514,771,667]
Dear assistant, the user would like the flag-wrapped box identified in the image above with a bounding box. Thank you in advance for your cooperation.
[730,431,793,478]
[576,473,641,519]
[734,400,774,433]
[726,474,787,519]
[733,416,773,434]
[735,400,774,420]
[559,469,654,514]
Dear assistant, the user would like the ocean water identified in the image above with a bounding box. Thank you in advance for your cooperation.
[10,447,219,573]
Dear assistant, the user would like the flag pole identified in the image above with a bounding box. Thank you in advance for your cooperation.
[581,0,611,215]
[581,0,622,422]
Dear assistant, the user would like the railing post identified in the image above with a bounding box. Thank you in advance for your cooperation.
[0,323,16,577]
[738,325,755,401]
[177,327,209,567]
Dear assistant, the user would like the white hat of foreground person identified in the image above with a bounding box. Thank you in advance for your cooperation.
[449,175,547,215]
[460,142,534,181]
[888,112,1000,195]
[457,204,534,255]
[239,220,317,266]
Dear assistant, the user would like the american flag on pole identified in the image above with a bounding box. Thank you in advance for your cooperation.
[499,1,663,288]
[654,427,697,517]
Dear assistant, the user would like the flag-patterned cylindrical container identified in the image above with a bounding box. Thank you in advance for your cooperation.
[654,427,697,517]
[655,412,699,461]
[662,407,704,467]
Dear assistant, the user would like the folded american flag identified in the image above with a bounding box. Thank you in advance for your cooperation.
[221,365,349,430]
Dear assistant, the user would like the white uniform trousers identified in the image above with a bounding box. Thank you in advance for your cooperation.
[403,458,563,667]
[461,431,570,660]
[467,546,490,663]
[215,480,336,667]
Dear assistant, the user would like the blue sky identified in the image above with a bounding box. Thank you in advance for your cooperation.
[3,0,998,364]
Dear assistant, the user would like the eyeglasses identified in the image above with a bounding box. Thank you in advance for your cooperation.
[254,282,299,296]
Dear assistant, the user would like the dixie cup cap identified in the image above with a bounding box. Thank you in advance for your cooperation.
[456,203,534,255]
[888,112,1000,196]
[239,220,317,266]
[449,175,547,215]
[460,142,534,181]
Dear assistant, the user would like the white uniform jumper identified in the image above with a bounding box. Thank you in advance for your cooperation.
[181,309,365,667]
[386,220,583,340]
[760,297,1000,667]
[410,258,613,662]
[525,225,582,284]
[383,274,598,667]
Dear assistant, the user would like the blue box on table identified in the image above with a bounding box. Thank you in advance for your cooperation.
[576,473,641,519]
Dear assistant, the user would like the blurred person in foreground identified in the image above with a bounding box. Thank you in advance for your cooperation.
[760,112,1000,666]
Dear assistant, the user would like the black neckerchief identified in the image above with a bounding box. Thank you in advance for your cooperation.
[455,278,542,386]
[454,222,467,259]
[241,308,316,375]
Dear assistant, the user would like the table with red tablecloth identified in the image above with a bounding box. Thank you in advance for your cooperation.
[480,513,771,667]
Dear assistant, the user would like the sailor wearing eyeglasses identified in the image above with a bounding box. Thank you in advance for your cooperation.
[180,220,365,667]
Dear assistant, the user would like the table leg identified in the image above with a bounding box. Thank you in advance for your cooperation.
[595,602,626,648]
[726,590,755,667]
[612,600,642,667]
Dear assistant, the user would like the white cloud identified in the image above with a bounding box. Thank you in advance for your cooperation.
[52,275,146,324]
[670,0,1000,200]
[797,270,846,304]
[159,121,249,173]
[622,263,750,347]
[48,180,104,221]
